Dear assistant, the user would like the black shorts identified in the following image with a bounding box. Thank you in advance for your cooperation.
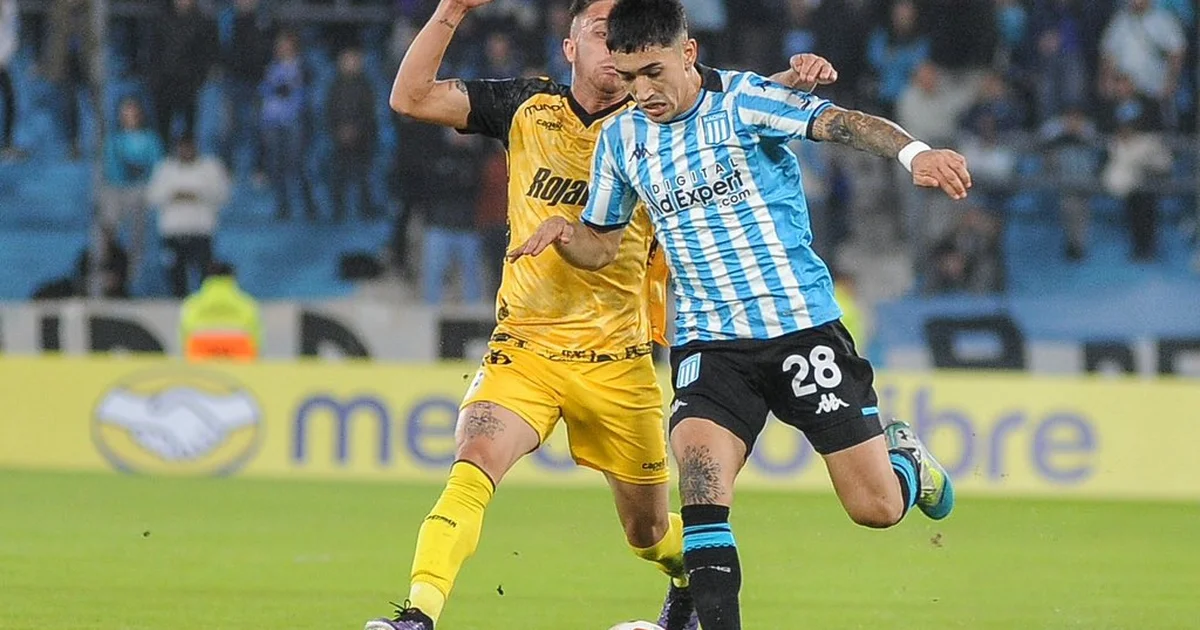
[668,320,883,455]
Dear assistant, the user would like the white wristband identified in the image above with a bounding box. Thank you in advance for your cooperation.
[898,141,932,173]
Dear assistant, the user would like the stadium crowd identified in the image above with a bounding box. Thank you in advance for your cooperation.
[0,0,1196,301]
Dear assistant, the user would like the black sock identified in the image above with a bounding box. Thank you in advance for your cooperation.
[681,504,742,630]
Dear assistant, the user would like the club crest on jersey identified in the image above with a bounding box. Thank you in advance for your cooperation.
[701,112,732,145]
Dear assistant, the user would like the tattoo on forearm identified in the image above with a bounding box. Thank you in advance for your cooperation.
[812,108,912,158]
[463,403,505,440]
[436,17,458,29]
[453,79,468,95]
[679,445,724,505]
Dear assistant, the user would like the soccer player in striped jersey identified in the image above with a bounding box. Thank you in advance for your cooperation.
[511,1,969,627]
[365,1,841,629]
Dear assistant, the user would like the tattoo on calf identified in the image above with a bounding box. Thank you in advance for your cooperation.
[679,445,724,505]
[463,403,505,440]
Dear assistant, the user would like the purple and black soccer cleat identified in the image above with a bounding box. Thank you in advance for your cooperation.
[363,602,434,630]
[657,581,700,630]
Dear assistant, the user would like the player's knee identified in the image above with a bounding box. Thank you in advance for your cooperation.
[622,511,669,549]
[848,496,904,529]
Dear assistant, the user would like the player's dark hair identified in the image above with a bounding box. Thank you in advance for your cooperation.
[568,0,608,19]
[606,0,688,54]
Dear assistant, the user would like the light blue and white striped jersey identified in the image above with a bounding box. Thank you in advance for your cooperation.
[581,66,843,345]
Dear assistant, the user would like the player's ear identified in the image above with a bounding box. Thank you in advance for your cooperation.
[563,37,576,65]
[683,38,698,67]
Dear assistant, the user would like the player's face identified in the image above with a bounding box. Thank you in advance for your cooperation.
[614,38,698,123]
[564,1,623,96]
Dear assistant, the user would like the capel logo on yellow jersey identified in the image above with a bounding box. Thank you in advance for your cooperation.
[92,368,264,476]
[526,167,590,207]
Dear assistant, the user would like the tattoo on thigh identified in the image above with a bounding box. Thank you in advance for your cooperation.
[679,445,723,505]
[463,403,505,440]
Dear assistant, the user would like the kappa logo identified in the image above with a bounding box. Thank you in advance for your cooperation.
[632,143,651,160]
[670,399,688,416]
[815,393,850,415]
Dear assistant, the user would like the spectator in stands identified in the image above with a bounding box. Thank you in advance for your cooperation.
[1039,105,1101,261]
[32,226,130,299]
[219,0,273,180]
[1101,74,1171,262]
[420,128,484,306]
[682,0,728,65]
[993,0,1030,72]
[260,30,316,221]
[77,226,132,299]
[0,0,24,161]
[925,206,1004,295]
[146,134,231,298]
[867,0,929,118]
[327,47,381,222]
[471,32,522,79]
[149,0,218,144]
[958,71,1024,203]
[1100,0,1185,128]
[102,97,165,281]
[541,3,572,84]
[42,0,97,160]
[1030,0,1089,122]
[476,140,509,298]
[919,0,997,73]
[896,62,976,245]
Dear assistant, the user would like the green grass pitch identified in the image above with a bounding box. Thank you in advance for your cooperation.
[1,470,1198,629]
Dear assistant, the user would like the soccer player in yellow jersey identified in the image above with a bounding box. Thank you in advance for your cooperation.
[365,2,838,628]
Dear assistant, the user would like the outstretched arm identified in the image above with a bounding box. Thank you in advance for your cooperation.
[389,0,492,127]
[810,106,973,200]
[507,217,625,271]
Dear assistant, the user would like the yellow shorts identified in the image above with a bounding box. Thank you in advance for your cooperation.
[461,341,668,485]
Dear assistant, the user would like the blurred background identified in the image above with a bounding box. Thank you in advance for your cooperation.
[1,1,1199,628]
[0,0,1197,373]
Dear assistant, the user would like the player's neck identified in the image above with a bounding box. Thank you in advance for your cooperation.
[569,81,627,115]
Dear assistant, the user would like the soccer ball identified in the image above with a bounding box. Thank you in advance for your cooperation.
[607,623,665,630]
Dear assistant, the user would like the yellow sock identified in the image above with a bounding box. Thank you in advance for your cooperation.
[631,512,689,588]
[408,461,495,622]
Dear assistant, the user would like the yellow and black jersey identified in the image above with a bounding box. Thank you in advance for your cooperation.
[460,77,668,359]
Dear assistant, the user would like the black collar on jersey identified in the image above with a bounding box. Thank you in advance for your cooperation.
[697,64,725,93]
[566,90,633,127]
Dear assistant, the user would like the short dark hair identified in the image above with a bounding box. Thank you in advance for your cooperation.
[568,0,607,19]
[606,0,687,54]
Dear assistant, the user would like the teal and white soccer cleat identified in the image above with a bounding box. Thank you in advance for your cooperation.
[884,419,955,520]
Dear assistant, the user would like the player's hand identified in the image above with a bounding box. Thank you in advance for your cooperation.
[912,149,972,201]
[508,216,575,262]
[787,54,838,91]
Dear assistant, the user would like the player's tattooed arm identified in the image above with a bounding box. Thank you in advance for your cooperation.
[389,0,488,128]
[809,107,913,159]
[810,107,973,199]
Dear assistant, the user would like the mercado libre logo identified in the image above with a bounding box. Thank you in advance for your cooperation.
[92,368,264,476]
